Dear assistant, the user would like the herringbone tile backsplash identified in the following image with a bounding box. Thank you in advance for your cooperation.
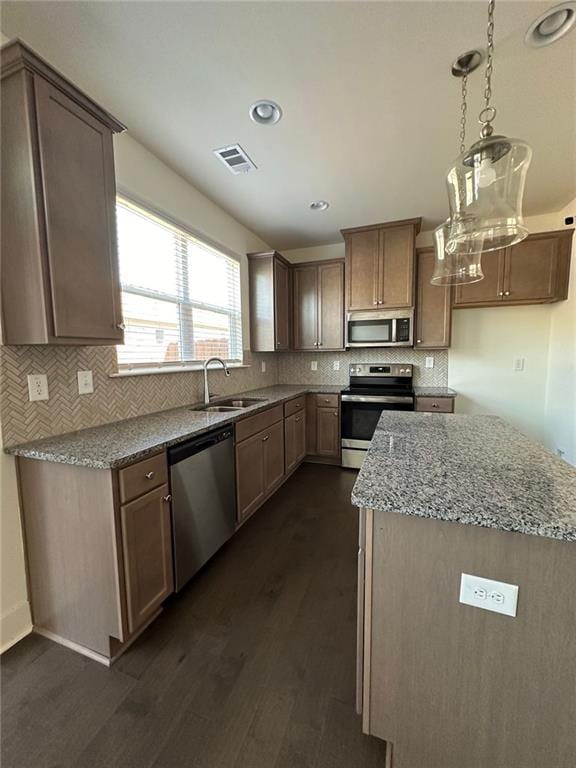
[0,345,448,445]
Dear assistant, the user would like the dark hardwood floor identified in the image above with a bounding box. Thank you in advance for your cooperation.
[1,464,387,768]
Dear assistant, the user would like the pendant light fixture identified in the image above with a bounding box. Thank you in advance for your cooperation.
[445,0,533,256]
[431,53,484,286]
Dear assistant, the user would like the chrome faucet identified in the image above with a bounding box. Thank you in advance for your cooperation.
[203,357,231,404]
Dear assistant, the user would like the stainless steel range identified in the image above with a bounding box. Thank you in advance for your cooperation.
[341,363,414,469]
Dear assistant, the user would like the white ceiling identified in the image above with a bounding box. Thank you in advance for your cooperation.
[2,1,575,249]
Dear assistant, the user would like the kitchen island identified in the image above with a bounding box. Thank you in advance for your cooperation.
[353,412,576,768]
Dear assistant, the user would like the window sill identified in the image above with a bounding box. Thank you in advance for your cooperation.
[110,362,250,378]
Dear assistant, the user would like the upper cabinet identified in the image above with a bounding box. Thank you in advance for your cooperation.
[248,251,291,351]
[415,249,452,349]
[293,260,344,351]
[1,40,126,345]
[453,230,573,308]
[341,218,421,311]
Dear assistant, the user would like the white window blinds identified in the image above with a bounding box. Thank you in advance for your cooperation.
[116,198,242,369]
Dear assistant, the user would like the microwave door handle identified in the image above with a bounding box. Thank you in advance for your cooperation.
[391,318,397,343]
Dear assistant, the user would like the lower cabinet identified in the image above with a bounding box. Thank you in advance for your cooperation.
[306,394,341,461]
[235,413,285,524]
[17,452,175,664]
[285,408,307,474]
[120,484,174,634]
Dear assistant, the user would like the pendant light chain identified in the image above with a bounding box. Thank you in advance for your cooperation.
[480,0,496,137]
[459,73,468,153]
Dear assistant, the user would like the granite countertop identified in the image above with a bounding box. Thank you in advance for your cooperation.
[413,386,457,398]
[351,411,576,542]
[4,385,343,470]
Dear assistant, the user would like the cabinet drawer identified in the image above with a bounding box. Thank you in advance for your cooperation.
[284,396,306,418]
[118,453,168,504]
[236,404,284,443]
[313,393,340,409]
[415,397,454,413]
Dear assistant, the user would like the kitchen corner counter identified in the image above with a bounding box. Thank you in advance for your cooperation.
[413,386,457,398]
[351,411,576,541]
[4,385,342,470]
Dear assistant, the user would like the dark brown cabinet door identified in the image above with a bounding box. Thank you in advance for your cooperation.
[34,77,123,341]
[345,229,380,310]
[293,265,318,350]
[318,262,344,350]
[505,235,558,303]
[316,406,340,458]
[453,249,505,307]
[274,257,291,350]
[263,420,285,492]
[381,225,415,308]
[120,484,173,635]
[236,431,266,523]
[285,411,306,474]
[415,250,452,348]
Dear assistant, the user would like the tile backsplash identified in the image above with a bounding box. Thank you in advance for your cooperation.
[0,345,448,445]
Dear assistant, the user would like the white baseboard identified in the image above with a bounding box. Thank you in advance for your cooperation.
[0,600,32,654]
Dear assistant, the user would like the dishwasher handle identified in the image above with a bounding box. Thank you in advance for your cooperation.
[168,426,234,465]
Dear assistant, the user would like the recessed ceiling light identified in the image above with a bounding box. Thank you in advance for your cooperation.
[309,200,330,211]
[525,2,576,47]
[249,100,282,125]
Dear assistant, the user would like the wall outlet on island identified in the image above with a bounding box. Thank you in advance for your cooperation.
[311,360,318,371]
[459,573,519,617]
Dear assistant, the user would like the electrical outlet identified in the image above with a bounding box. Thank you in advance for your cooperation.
[77,370,94,395]
[333,360,340,371]
[311,360,318,371]
[513,358,525,371]
[261,360,266,373]
[27,374,49,402]
[459,573,519,617]
[425,356,435,368]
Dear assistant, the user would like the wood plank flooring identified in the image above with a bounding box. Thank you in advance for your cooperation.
[1,464,387,768]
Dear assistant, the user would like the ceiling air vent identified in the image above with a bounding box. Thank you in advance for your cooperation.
[213,144,257,175]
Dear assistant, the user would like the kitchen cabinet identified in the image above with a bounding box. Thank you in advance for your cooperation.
[341,218,421,311]
[415,249,453,349]
[284,399,306,474]
[16,451,174,664]
[235,406,285,523]
[1,40,125,345]
[248,251,291,351]
[306,394,341,463]
[453,230,572,308]
[293,260,344,350]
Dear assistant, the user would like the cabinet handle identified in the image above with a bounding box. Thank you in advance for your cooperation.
[504,291,511,296]
[162,494,172,503]
[145,471,155,479]
[432,403,439,409]
[373,300,378,305]
[318,341,323,346]
[276,342,280,348]
[498,291,504,296]
[116,322,126,330]
[262,435,270,442]
[416,339,422,344]
[333,411,338,416]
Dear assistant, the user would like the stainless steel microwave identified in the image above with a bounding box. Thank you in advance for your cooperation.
[345,309,413,348]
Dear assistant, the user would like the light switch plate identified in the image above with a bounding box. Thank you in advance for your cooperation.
[311,360,318,371]
[27,374,49,402]
[261,360,266,373]
[513,358,525,371]
[459,573,519,617]
[425,356,435,368]
[77,370,94,395]
[333,360,340,371]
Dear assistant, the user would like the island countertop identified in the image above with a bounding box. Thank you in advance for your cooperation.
[351,411,576,542]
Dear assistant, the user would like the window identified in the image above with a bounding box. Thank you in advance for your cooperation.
[116,198,242,369]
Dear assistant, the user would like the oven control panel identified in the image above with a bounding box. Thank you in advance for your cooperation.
[349,363,413,378]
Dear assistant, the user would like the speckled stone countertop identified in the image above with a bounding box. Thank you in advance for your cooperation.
[413,386,457,398]
[351,411,576,542]
[5,385,343,470]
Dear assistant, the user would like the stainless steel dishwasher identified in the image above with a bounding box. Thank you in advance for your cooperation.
[168,425,236,591]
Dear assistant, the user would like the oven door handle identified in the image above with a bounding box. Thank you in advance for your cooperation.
[341,394,414,404]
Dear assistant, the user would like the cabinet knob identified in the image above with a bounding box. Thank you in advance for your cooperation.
[318,341,323,346]
[162,494,172,503]
[145,471,155,479]
[416,339,422,344]
[295,417,301,422]
[504,291,511,296]
[333,411,338,416]
[116,322,126,330]
[498,291,504,296]
[432,403,439,409]
[262,435,270,442]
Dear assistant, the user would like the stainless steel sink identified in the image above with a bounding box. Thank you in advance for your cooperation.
[192,397,266,413]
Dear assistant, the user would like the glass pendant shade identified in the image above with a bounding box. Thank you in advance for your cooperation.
[445,134,532,255]
[431,220,484,286]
